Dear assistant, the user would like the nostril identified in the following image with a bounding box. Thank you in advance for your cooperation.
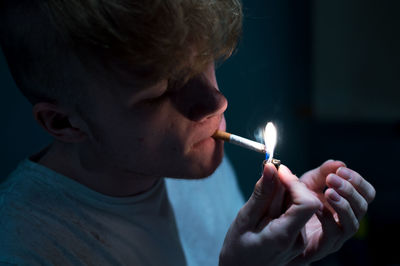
[170,71,228,121]
[188,89,227,121]
[187,103,212,122]
[171,87,227,121]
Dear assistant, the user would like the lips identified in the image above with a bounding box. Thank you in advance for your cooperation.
[192,115,226,148]
[218,116,226,132]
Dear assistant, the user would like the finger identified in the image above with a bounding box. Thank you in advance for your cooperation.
[316,207,341,234]
[327,174,368,220]
[285,231,307,263]
[267,177,286,218]
[289,208,342,265]
[238,163,279,230]
[325,188,359,238]
[315,207,342,251]
[301,159,346,190]
[336,167,376,203]
[292,228,307,254]
[319,159,346,176]
[270,165,323,236]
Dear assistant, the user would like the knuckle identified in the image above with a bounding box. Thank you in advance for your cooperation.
[235,209,251,231]
[302,195,322,211]
[252,181,268,201]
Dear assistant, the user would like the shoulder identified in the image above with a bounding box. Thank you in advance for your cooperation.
[0,195,52,264]
[0,166,77,264]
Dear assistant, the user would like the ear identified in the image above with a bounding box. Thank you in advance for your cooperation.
[33,102,87,143]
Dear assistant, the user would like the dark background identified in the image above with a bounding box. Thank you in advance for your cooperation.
[1,0,399,265]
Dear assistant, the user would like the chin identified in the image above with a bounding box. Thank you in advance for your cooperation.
[179,139,224,179]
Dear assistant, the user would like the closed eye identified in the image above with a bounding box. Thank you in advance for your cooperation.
[142,90,169,104]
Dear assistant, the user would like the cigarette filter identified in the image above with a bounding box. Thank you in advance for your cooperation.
[213,130,266,154]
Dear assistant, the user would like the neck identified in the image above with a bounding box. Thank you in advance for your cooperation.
[34,141,159,197]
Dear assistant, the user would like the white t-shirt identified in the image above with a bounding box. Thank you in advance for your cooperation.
[0,156,244,265]
[165,157,245,266]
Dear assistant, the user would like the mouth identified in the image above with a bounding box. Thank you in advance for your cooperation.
[192,135,216,150]
[216,115,226,132]
[191,115,226,149]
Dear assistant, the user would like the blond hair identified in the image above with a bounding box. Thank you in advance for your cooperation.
[1,0,242,105]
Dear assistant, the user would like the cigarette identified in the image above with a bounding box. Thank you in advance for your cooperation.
[213,130,266,154]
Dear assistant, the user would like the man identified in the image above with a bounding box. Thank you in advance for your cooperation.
[0,0,375,265]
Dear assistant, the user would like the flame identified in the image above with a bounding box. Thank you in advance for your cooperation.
[264,122,277,163]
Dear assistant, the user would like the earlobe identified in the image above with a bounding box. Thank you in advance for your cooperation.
[33,102,87,143]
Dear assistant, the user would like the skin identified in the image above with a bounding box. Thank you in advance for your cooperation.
[32,55,376,264]
[219,160,376,266]
[33,61,227,196]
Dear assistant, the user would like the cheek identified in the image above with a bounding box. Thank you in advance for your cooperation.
[85,98,207,176]
[94,111,186,165]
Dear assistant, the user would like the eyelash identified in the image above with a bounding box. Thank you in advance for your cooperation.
[142,87,172,104]
[146,91,168,103]
[143,77,184,104]
[141,79,182,105]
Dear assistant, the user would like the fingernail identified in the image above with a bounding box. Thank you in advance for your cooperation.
[279,164,292,175]
[337,167,351,180]
[261,161,270,176]
[328,174,343,188]
[328,189,341,202]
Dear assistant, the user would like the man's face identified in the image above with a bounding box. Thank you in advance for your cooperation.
[80,62,227,179]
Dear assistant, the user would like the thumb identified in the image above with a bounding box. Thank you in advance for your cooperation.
[237,163,278,230]
[273,165,323,235]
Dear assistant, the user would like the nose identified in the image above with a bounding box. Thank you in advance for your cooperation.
[170,73,228,122]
